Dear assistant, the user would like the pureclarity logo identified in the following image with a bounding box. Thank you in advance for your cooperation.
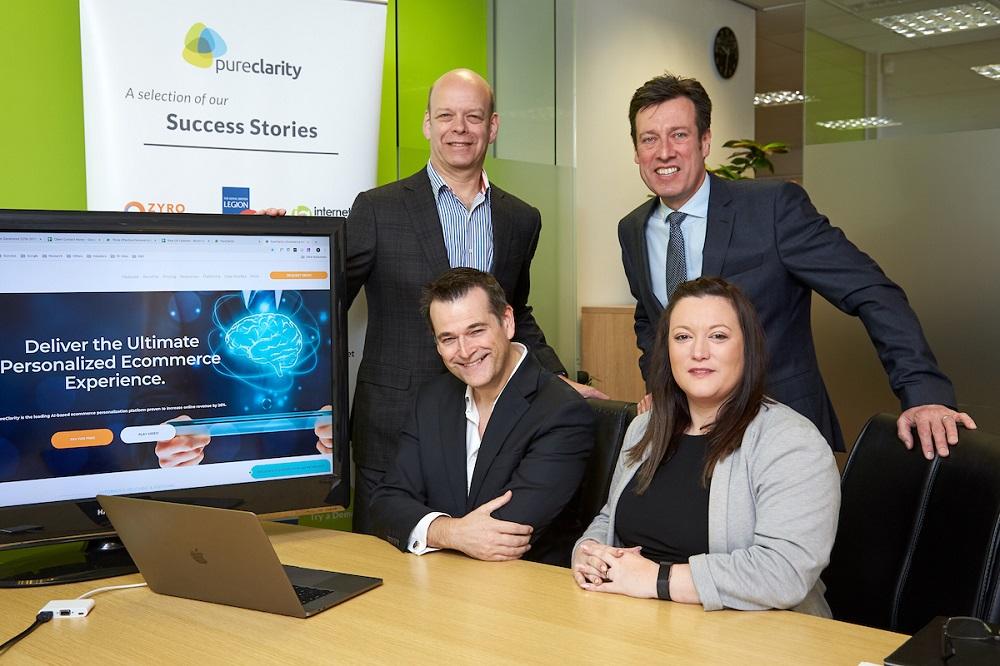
[182,23,227,68]
[181,22,302,80]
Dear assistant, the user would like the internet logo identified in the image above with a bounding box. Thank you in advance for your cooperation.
[182,23,227,68]
[290,205,312,216]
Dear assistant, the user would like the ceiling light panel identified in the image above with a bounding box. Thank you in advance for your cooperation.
[971,63,1000,79]
[815,116,902,130]
[873,1,1000,38]
[754,91,815,107]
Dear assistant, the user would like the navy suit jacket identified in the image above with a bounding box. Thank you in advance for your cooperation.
[618,175,955,450]
[370,353,594,565]
[346,169,566,470]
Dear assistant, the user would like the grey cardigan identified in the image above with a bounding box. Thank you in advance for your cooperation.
[576,402,840,617]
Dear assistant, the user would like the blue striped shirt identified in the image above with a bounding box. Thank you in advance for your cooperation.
[426,162,494,272]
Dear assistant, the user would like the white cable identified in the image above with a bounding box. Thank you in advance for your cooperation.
[76,582,148,599]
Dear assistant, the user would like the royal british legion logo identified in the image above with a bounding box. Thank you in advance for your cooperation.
[182,23,227,68]
[222,187,251,214]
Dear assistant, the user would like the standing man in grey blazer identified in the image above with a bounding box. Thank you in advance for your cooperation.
[343,69,604,533]
[618,73,974,457]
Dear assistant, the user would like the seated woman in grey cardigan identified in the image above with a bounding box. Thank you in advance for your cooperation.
[572,277,839,616]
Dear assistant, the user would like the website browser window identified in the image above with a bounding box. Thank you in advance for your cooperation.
[0,231,334,506]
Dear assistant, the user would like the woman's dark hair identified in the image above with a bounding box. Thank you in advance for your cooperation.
[626,277,770,491]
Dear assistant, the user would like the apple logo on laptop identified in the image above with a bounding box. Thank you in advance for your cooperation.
[190,548,208,565]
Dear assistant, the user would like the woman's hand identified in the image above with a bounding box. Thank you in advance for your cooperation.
[572,540,624,587]
[580,547,659,598]
[663,563,699,604]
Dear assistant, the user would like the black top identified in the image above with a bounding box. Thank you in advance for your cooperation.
[615,433,710,563]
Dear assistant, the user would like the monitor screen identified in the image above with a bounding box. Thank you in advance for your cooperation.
[0,210,349,580]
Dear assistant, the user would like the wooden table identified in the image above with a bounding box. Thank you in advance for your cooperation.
[1,522,907,664]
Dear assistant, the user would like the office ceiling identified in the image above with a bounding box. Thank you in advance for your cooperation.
[743,0,1000,54]
[740,0,807,8]
[744,0,1000,140]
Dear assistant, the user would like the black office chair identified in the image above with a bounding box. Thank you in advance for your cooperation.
[823,413,1000,633]
[986,560,1000,624]
[578,399,637,525]
[540,399,637,568]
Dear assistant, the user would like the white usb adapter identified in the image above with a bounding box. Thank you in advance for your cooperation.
[39,599,96,618]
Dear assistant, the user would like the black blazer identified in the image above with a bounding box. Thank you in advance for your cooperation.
[370,353,595,565]
[346,169,565,470]
[618,175,955,451]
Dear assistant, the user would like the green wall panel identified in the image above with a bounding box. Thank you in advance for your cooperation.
[376,0,399,186]
[805,30,866,145]
[0,0,86,209]
[395,0,489,177]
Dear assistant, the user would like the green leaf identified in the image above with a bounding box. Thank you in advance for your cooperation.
[708,165,741,180]
[714,137,789,178]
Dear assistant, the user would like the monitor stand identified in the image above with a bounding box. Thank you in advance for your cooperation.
[0,537,137,588]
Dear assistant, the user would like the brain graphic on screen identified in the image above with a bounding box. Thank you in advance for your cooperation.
[225,313,303,376]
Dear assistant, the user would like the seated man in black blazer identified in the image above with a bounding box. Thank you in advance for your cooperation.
[370,268,595,565]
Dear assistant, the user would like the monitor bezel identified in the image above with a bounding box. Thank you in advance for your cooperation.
[0,208,350,550]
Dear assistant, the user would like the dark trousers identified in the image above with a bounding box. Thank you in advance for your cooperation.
[351,464,384,535]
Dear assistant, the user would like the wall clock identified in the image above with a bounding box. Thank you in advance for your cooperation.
[714,27,738,79]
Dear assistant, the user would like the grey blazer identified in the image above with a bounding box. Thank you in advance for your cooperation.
[576,401,840,617]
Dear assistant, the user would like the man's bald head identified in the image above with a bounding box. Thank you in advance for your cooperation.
[422,68,499,178]
[427,69,495,117]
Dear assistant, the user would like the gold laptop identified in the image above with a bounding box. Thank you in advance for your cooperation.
[97,495,381,618]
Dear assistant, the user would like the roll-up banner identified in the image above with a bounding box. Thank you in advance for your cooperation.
[79,0,389,454]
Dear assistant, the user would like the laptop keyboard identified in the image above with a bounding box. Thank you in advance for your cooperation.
[293,584,331,605]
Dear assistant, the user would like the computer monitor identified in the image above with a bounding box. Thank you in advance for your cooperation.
[0,209,349,586]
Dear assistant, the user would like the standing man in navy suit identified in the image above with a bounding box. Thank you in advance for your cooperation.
[618,73,974,457]
[370,268,594,565]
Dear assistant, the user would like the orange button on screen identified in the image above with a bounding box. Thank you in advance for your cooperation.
[51,429,114,449]
[269,271,328,280]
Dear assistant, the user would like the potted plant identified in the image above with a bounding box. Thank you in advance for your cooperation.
[708,139,788,179]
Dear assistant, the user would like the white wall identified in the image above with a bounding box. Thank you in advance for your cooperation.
[573,0,756,307]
